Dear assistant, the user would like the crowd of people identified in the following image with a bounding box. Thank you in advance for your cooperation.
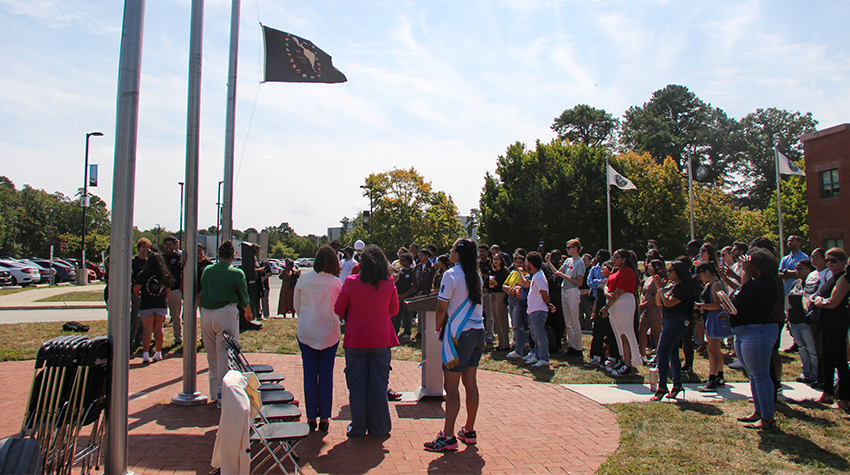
[115,230,849,447]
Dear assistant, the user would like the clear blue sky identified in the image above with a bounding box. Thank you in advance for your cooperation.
[1,0,848,237]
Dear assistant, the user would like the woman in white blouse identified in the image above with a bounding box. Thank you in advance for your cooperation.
[294,245,343,433]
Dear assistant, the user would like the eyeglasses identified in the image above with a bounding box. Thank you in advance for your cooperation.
[825,258,840,264]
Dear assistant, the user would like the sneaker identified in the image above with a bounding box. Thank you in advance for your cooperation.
[523,352,537,362]
[525,355,539,365]
[424,431,458,452]
[506,351,523,359]
[532,359,549,368]
[698,378,719,392]
[607,361,624,373]
[603,358,619,368]
[584,356,602,368]
[457,427,477,444]
[612,365,632,376]
[152,351,163,362]
[142,352,150,364]
[729,359,744,369]
[681,365,694,375]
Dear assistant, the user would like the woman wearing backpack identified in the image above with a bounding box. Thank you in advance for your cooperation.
[133,252,174,363]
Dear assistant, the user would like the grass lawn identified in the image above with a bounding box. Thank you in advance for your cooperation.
[2,317,847,474]
[35,290,105,302]
[0,288,31,297]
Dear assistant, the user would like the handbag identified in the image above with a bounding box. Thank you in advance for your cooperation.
[804,301,821,325]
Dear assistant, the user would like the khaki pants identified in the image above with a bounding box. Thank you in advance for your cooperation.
[200,304,240,399]
[167,289,183,342]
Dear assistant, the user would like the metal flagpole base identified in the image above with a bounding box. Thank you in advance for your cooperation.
[171,392,208,406]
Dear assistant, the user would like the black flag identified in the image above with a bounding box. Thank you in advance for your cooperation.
[262,26,347,84]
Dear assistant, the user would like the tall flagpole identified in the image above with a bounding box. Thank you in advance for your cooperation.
[606,155,612,254]
[106,1,146,472]
[687,150,695,241]
[775,146,785,257]
[220,0,241,242]
[172,0,207,407]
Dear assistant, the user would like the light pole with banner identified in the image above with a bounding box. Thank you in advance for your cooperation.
[81,131,103,285]
[179,181,185,246]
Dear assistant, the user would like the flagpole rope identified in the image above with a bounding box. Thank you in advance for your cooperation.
[233,2,263,187]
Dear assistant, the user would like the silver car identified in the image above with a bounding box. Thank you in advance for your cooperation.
[0,260,40,287]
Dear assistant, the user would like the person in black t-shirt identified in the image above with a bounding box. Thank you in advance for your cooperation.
[650,260,694,401]
[162,236,184,345]
[133,252,174,363]
[130,238,151,351]
[392,253,415,338]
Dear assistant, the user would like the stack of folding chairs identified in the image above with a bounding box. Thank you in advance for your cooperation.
[12,335,110,475]
[214,330,309,474]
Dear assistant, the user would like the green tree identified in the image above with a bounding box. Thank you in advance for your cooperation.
[620,85,744,186]
[738,108,817,209]
[551,104,618,147]
[358,168,463,253]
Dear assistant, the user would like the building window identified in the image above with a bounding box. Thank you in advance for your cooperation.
[824,238,844,251]
[820,169,840,198]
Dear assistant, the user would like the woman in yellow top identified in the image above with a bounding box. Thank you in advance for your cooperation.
[503,256,530,359]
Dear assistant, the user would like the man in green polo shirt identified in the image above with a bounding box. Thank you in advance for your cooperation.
[200,240,252,405]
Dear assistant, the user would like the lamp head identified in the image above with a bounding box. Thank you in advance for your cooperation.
[88,131,104,137]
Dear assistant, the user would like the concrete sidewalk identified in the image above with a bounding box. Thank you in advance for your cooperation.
[564,381,823,405]
[0,283,107,310]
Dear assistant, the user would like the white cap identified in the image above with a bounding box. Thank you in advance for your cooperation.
[354,239,365,251]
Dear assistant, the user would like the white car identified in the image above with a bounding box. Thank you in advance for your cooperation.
[0,260,41,287]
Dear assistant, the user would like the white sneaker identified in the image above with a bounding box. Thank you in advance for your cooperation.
[506,351,523,359]
[525,355,539,365]
[152,351,163,362]
[607,362,624,373]
[604,358,619,368]
[729,359,744,369]
[532,359,549,368]
[142,352,150,363]
[523,353,536,362]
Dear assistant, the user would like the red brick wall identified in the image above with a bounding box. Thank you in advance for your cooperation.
[803,124,850,251]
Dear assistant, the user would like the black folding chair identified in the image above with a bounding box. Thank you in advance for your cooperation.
[221,331,295,405]
[221,330,285,383]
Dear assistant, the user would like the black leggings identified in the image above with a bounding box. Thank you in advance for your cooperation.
[590,316,620,360]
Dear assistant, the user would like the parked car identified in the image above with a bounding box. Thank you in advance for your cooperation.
[295,258,314,268]
[0,269,11,286]
[85,261,105,280]
[16,259,52,284]
[0,261,40,287]
[31,259,77,283]
[266,260,281,275]
[60,258,97,281]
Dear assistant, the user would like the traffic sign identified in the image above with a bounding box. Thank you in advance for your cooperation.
[60,239,69,251]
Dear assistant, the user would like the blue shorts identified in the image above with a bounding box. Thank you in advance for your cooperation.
[139,308,167,317]
[443,328,485,373]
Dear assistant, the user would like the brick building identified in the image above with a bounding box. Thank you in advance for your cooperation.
[801,123,849,251]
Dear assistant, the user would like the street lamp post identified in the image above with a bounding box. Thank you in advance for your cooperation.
[216,180,223,257]
[81,131,104,285]
[359,185,373,232]
[179,182,185,246]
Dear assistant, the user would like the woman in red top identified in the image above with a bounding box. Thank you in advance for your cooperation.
[603,249,641,375]
[334,244,400,437]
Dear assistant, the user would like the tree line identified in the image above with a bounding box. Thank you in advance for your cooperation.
[481,84,813,257]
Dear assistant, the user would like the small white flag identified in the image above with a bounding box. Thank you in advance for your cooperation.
[776,149,805,176]
[607,164,636,190]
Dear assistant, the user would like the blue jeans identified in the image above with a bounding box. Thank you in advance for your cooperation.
[344,347,392,436]
[299,340,338,420]
[528,310,549,362]
[734,323,779,419]
[509,297,529,356]
[657,314,689,388]
[788,322,818,380]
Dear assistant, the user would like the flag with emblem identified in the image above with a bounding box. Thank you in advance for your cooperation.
[262,26,347,84]
[776,148,805,176]
[607,164,636,190]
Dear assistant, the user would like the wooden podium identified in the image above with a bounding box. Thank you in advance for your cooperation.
[405,294,445,400]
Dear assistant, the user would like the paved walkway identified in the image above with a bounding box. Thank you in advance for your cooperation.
[0,353,620,475]
[0,283,106,310]
[564,381,822,405]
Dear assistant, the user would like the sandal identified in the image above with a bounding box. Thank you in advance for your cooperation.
[737,413,761,423]
[744,419,777,430]
[650,388,668,401]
